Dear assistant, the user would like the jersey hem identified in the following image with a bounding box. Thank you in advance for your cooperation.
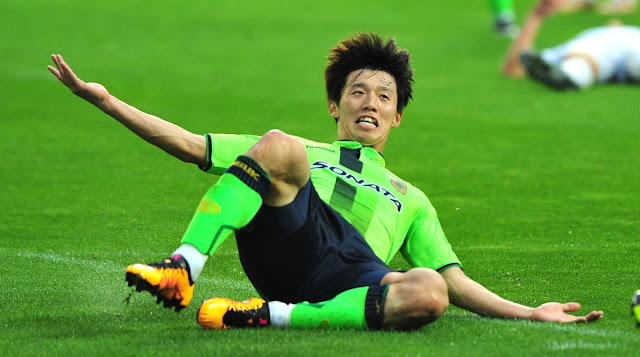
[198,133,213,172]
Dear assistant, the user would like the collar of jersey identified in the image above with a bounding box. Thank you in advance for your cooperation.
[332,140,386,168]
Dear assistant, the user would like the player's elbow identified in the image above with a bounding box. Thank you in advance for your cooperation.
[159,134,207,166]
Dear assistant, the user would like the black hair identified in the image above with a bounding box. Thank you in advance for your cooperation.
[325,32,414,114]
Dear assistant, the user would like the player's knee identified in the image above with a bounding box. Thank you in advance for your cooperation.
[247,129,307,180]
[250,129,292,159]
[411,268,449,322]
[388,268,448,330]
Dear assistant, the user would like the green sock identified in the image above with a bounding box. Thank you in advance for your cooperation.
[180,156,271,255]
[487,0,514,18]
[289,285,388,330]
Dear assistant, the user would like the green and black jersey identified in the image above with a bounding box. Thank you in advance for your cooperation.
[200,133,461,273]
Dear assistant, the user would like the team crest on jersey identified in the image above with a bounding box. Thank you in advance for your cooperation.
[311,160,403,212]
[390,176,407,195]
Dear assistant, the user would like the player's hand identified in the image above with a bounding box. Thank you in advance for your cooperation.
[533,0,566,17]
[47,54,110,108]
[530,302,603,323]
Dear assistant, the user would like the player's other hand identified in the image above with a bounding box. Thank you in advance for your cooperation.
[530,302,604,323]
[47,54,110,107]
[533,0,566,17]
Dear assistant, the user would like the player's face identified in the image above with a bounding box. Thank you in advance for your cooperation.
[329,69,402,153]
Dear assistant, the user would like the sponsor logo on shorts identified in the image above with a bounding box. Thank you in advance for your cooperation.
[311,160,403,212]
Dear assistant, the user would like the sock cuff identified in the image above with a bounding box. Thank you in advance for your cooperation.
[364,284,389,330]
[268,301,294,329]
[225,155,271,197]
[172,244,209,281]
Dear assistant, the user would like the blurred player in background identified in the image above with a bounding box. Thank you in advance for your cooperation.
[502,0,640,90]
[48,33,603,331]
[560,0,637,14]
[488,0,637,38]
[489,0,521,37]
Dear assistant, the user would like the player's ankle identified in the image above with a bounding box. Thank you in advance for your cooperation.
[172,244,208,281]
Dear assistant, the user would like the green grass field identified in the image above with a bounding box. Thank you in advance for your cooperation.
[2,0,640,355]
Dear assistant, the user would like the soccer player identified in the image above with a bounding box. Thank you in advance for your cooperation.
[502,0,640,90]
[48,33,603,330]
[559,0,637,14]
[488,0,520,38]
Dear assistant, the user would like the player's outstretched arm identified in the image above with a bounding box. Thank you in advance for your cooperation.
[47,54,207,166]
[441,267,603,323]
[501,0,565,77]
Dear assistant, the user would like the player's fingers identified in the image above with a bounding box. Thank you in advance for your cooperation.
[584,310,604,322]
[52,54,64,70]
[46,65,61,79]
[570,316,587,323]
[50,54,68,78]
[57,55,72,74]
[570,310,603,324]
[52,54,73,78]
[562,302,581,312]
[61,61,80,83]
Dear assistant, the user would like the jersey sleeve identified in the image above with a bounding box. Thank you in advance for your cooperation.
[198,133,261,175]
[400,191,461,272]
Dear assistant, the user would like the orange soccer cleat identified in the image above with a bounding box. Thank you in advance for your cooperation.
[125,255,194,312]
[198,297,270,329]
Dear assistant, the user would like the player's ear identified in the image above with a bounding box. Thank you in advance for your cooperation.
[328,100,339,120]
[392,111,403,127]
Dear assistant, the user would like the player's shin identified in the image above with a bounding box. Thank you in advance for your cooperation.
[285,285,389,330]
[180,155,271,259]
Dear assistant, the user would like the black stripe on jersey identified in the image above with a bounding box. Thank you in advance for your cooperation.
[339,146,363,173]
[330,176,357,211]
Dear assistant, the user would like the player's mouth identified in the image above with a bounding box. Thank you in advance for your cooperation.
[356,116,378,129]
